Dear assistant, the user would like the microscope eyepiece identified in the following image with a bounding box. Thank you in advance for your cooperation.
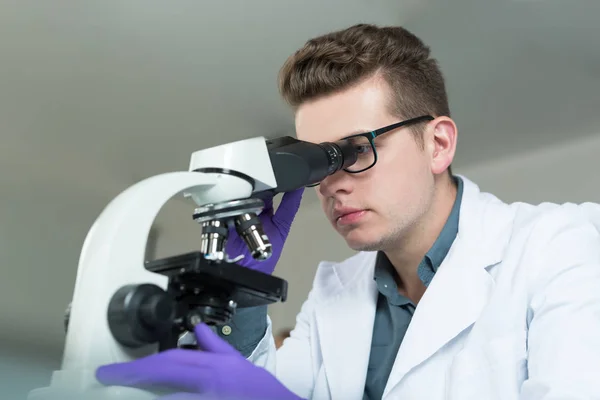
[265,136,360,191]
[318,140,359,176]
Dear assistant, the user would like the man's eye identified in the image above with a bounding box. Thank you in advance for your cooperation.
[355,144,372,154]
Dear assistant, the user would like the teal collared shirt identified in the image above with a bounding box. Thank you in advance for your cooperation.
[363,176,464,400]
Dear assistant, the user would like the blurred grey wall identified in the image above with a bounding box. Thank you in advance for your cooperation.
[2,1,600,398]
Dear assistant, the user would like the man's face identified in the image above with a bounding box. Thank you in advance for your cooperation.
[295,76,443,251]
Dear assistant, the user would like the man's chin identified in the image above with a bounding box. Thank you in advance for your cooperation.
[343,232,384,252]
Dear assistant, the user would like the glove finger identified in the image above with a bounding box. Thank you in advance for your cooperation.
[272,188,304,230]
[261,195,274,212]
[224,226,249,254]
[194,323,238,355]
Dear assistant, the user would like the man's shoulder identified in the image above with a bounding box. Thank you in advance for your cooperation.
[458,179,600,289]
[491,200,600,288]
[502,200,600,241]
[525,202,600,256]
[484,198,600,259]
[467,174,600,239]
[461,176,600,232]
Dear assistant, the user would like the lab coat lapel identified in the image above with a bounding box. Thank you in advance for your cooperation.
[315,253,379,400]
[382,177,509,398]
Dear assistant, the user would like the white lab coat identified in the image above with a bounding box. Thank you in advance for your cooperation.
[248,176,600,399]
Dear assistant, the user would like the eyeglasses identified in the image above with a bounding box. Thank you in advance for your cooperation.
[307,115,434,186]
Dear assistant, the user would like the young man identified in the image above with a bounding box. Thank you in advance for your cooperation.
[97,24,600,399]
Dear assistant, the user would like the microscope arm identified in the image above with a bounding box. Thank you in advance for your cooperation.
[31,138,274,400]
[27,171,250,400]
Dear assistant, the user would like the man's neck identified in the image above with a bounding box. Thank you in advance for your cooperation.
[384,176,458,302]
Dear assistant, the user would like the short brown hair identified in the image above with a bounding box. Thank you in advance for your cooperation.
[278,23,450,130]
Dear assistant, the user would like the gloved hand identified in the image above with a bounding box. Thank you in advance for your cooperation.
[225,188,304,275]
[96,322,304,400]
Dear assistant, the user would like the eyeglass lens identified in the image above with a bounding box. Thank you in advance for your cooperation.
[306,135,375,187]
[343,135,375,172]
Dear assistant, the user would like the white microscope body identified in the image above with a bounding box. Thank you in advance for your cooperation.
[28,135,357,400]
[29,137,279,399]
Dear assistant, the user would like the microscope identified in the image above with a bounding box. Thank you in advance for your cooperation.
[28,135,357,399]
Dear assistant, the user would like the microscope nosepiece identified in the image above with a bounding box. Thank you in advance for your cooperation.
[235,213,273,261]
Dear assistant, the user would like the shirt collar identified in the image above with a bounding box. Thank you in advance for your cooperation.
[425,175,463,271]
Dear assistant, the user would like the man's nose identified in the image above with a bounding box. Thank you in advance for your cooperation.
[318,171,353,198]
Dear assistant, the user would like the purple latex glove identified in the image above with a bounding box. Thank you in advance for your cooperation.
[96,322,303,400]
[226,188,304,274]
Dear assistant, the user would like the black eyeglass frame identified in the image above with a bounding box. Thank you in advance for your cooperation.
[306,115,434,187]
[342,114,435,174]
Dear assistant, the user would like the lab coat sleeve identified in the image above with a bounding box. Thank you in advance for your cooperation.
[245,292,317,400]
[520,210,600,399]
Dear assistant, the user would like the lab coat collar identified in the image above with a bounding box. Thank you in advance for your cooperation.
[314,176,514,400]
[314,251,379,400]
[382,175,514,397]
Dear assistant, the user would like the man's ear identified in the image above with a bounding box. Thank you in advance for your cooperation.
[427,116,457,175]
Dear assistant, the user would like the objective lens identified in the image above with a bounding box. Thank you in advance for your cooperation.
[234,213,273,261]
[200,220,228,261]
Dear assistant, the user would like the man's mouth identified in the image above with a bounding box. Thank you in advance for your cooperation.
[332,207,368,225]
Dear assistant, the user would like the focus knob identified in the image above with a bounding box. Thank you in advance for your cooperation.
[108,284,175,348]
